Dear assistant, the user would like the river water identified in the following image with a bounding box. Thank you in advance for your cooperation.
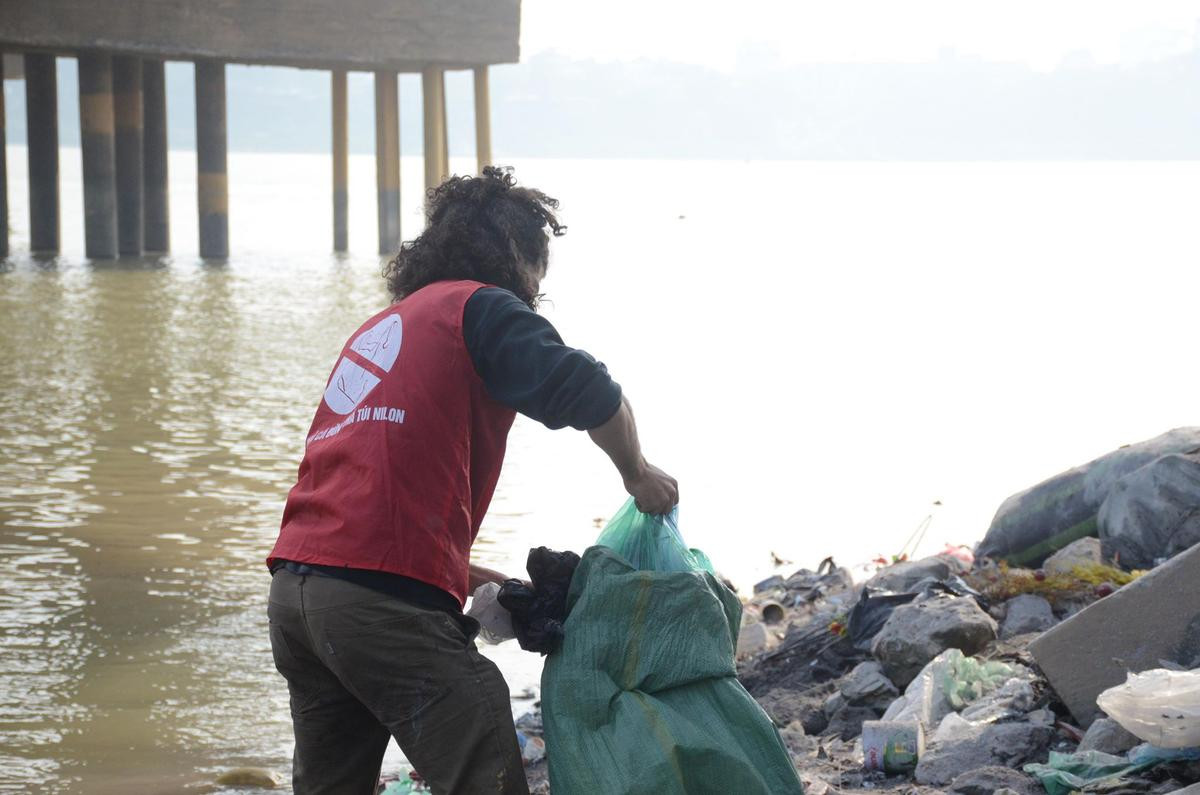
[2,149,1198,792]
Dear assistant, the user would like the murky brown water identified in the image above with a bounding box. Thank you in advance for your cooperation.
[4,150,1200,792]
[0,255,376,791]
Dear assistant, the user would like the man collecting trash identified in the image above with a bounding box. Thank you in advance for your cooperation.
[266,167,677,794]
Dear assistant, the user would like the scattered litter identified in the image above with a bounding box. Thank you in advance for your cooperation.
[1096,667,1200,749]
[517,731,546,764]
[465,581,515,644]
[862,720,923,773]
[1024,744,1200,795]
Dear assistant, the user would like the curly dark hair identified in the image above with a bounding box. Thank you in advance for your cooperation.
[383,166,566,308]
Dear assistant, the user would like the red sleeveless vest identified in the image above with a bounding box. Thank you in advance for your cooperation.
[268,280,516,606]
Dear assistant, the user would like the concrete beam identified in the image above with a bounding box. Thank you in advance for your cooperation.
[142,58,169,252]
[195,60,227,259]
[113,55,143,256]
[3,53,22,80]
[0,1,520,71]
[374,70,400,255]
[1029,541,1200,726]
[24,52,59,253]
[78,52,118,259]
[331,70,348,253]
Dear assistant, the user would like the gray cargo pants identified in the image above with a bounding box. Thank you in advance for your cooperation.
[268,568,528,795]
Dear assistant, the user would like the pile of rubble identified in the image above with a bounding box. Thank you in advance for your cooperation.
[733,536,1200,795]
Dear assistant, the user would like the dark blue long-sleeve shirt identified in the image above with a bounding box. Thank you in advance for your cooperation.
[463,287,623,431]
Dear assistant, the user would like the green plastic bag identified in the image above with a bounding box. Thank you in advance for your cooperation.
[541,542,804,794]
[594,498,715,574]
[1025,745,1200,795]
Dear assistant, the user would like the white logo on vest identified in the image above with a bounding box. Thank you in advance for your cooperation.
[323,314,403,415]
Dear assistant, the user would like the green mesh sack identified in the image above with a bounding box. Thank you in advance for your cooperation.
[541,542,803,795]
[594,498,715,574]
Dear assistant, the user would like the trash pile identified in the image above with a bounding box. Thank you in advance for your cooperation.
[729,428,1200,795]
[504,428,1200,794]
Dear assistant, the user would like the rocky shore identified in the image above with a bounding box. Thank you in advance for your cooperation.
[512,534,1200,795]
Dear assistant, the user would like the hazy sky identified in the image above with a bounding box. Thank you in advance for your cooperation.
[521,0,1200,70]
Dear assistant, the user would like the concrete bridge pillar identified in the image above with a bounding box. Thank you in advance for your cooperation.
[374,70,400,255]
[113,55,144,256]
[195,60,228,259]
[24,53,60,253]
[0,55,8,259]
[331,70,348,252]
[77,52,119,259]
[473,66,491,175]
[142,58,170,252]
[422,67,447,195]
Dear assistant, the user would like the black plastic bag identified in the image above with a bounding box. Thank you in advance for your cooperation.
[497,547,580,655]
[847,588,918,651]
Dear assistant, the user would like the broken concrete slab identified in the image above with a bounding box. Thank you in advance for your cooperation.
[1029,539,1200,727]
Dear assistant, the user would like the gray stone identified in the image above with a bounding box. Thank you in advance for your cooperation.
[823,704,879,741]
[865,555,954,593]
[822,691,847,719]
[1077,717,1140,755]
[871,595,999,688]
[947,765,1042,795]
[1099,452,1200,570]
[1001,594,1058,639]
[839,661,900,707]
[215,767,283,788]
[1029,540,1200,726]
[1043,536,1104,575]
[915,714,1053,787]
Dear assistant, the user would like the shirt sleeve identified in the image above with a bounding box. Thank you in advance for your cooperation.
[462,287,623,431]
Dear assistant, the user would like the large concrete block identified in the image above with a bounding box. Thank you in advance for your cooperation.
[1029,541,1200,726]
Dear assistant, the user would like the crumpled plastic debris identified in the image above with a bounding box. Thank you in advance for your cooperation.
[1024,744,1200,795]
[1096,667,1200,749]
[497,547,580,655]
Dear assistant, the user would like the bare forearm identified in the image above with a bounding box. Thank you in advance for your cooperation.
[587,397,645,481]
[588,396,678,514]
[468,563,509,592]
